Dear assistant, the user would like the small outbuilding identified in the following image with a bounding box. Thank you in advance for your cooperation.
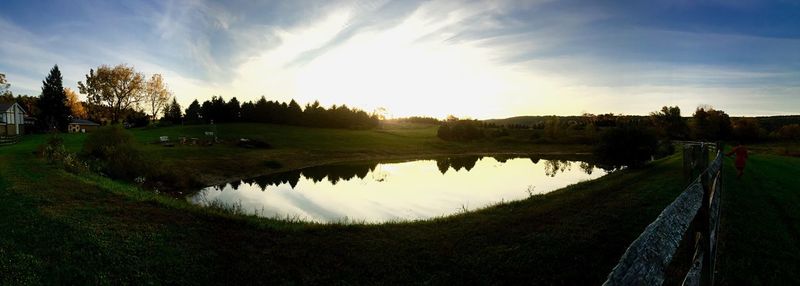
[68,119,100,133]
[0,102,27,136]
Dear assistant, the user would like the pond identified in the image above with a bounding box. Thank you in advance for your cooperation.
[188,156,617,223]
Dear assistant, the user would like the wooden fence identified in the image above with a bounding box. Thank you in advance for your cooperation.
[604,142,723,286]
[0,135,21,146]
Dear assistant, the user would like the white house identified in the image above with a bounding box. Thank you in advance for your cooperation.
[0,102,27,136]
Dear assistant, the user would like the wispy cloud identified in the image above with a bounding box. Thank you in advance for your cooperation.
[1,0,798,117]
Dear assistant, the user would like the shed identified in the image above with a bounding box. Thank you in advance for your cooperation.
[68,119,100,133]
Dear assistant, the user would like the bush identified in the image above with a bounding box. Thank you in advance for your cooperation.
[437,120,484,141]
[594,125,658,167]
[38,133,88,173]
[81,125,200,193]
[82,125,148,180]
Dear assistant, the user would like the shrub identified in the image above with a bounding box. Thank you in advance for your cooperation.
[82,125,148,180]
[437,120,484,141]
[81,125,200,193]
[37,133,89,173]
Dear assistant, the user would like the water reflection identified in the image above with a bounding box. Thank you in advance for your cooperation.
[190,156,618,223]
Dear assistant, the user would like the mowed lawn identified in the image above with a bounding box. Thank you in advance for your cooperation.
[717,152,800,285]
[0,126,688,285]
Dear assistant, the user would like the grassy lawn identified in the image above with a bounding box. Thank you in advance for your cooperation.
[54,123,592,185]
[0,124,690,284]
[717,151,800,285]
[3,123,796,284]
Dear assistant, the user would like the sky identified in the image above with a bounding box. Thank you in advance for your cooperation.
[1,0,799,119]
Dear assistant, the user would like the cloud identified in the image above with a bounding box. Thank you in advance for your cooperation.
[1,0,799,117]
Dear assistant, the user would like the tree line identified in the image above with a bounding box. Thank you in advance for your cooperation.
[2,64,379,131]
[1,64,174,132]
[181,96,379,129]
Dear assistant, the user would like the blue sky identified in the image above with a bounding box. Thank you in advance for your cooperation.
[1,0,798,118]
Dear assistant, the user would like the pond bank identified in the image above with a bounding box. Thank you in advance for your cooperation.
[0,131,691,284]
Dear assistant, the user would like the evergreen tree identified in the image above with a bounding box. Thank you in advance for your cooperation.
[227,97,241,121]
[38,65,71,131]
[185,99,201,123]
[164,98,182,124]
[288,99,303,124]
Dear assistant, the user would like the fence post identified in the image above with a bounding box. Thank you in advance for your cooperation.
[684,144,705,184]
[699,144,712,285]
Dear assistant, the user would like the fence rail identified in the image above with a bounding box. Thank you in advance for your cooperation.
[604,142,723,286]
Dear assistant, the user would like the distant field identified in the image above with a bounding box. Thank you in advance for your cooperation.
[55,123,591,184]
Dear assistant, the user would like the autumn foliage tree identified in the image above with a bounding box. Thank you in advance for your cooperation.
[64,87,87,118]
[78,64,145,123]
[144,74,171,120]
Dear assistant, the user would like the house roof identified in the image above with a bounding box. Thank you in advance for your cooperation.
[70,119,100,126]
[0,102,27,114]
[0,102,15,112]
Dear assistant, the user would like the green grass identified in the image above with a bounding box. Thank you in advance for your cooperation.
[50,123,592,185]
[0,124,690,284]
[716,151,800,285]
[2,124,796,284]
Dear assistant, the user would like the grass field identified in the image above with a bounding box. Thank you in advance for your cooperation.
[0,123,797,284]
[52,123,592,185]
[717,152,800,285]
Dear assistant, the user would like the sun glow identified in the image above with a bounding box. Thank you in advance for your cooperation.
[225,7,562,119]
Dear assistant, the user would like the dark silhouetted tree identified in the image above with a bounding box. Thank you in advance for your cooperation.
[227,97,241,121]
[692,106,731,140]
[38,65,71,131]
[163,98,182,124]
[650,106,689,139]
[184,99,201,123]
[594,124,658,167]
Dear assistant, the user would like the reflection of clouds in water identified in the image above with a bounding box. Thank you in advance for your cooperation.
[189,156,613,223]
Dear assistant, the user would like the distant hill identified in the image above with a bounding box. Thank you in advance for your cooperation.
[483,116,581,126]
[752,115,800,132]
[485,115,800,131]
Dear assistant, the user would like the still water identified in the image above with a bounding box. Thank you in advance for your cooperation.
[189,156,615,223]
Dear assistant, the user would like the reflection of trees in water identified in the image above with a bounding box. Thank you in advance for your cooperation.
[435,156,481,174]
[230,156,618,191]
[580,162,597,175]
[543,160,573,177]
[493,155,511,163]
[240,163,378,190]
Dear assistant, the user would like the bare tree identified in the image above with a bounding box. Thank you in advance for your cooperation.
[144,74,172,120]
[78,64,145,123]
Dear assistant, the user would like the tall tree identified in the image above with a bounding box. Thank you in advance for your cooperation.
[164,97,182,124]
[38,65,71,131]
[227,97,241,121]
[288,99,303,124]
[64,87,87,118]
[78,64,146,123]
[184,99,201,123]
[692,106,731,140]
[144,74,171,120]
[650,106,688,139]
